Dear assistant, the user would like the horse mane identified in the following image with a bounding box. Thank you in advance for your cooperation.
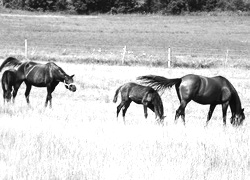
[47,62,68,79]
[229,83,242,113]
[0,57,22,72]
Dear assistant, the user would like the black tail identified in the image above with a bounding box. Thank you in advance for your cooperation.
[137,75,181,91]
[113,85,122,103]
[0,57,22,72]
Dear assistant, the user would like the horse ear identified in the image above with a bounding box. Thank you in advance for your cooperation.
[71,74,75,78]
[242,108,244,113]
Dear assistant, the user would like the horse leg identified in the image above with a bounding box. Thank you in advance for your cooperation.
[175,100,189,125]
[3,85,11,103]
[12,81,23,103]
[222,102,229,126]
[3,90,6,104]
[2,86,7,104]
[229,103,236,125]
[147,104,156,117]
[143,104,148,119]
[116,100,126,118]
[45,87,53,108]
[45,84,57,108]
[45,92,52,108]
[24,83,32,104]
[206,104,216,126]
[148,103,159,119]
[175,85,188,125]
[122,101,131,123]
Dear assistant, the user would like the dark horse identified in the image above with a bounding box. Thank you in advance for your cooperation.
[1,69,19,103]
[113,82,165,123]
[0,57,76,107]
[137,74,245,126]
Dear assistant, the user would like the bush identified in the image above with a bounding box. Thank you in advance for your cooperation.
[55,0,69,11]
[167,0,186,15]
[71,0,88,14]
[2,0,250,14]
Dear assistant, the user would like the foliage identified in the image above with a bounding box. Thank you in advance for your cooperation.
[2,0,250,14]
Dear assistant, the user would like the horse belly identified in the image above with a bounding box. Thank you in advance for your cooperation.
[193,91,222,105]
[30,82,47,87]
[130,97,142,104]
[193,98,220,105]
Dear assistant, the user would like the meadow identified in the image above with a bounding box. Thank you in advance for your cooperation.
[0,12,250,180]
[0,63,249,180]
[0,13,250,67]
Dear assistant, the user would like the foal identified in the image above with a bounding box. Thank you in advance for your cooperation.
[113,82,164,123]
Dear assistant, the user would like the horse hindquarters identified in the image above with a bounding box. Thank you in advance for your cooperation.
[2,72,13,102]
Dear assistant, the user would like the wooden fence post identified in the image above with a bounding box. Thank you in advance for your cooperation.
[121,45,126,65]
[25,39,28,59]
[167,47,171,68]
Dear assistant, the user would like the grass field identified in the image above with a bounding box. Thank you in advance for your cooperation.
[0,63,249,180]
[0,11,250,179]
[0,13,250,67]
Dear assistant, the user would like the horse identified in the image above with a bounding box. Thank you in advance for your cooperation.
[113,82,165,123]
[1,69,20,103]
[0,57,76,107]
[137,74,245,126]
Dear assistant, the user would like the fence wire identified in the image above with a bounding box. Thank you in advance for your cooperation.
[0,40,249,67]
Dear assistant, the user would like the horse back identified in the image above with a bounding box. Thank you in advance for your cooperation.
[120,82,153,102]
[21,61,52,86]
[180,74,237,104]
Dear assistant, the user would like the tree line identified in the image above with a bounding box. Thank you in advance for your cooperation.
[3,0,250,15]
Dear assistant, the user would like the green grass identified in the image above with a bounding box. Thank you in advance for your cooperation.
[0,13,249,67]
[0,64,249,179]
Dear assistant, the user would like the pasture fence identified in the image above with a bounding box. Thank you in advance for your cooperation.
[0,39,249,68]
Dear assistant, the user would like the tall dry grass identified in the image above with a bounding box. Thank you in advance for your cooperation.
[0,63,249,179]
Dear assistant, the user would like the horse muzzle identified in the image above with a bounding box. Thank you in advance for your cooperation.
[231,116,244,126]
[65,84,77,92]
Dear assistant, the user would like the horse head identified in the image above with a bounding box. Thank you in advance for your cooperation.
[231,108,245,126]
[64,75,76,92]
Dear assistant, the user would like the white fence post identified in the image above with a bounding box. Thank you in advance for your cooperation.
[225,49,229,66]
[167,47,171,68]
[25,39,28,59]
[121,45,126,65]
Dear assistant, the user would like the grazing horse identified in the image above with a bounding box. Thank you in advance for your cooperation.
[0,57,76,107]
[113,82,164,123]
[1,69,20,103]
[137,74,245,126]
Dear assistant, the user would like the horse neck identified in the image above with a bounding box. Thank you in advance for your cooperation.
[50,64,68,82]
[230,90,242,115]
[152,93,164,119]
